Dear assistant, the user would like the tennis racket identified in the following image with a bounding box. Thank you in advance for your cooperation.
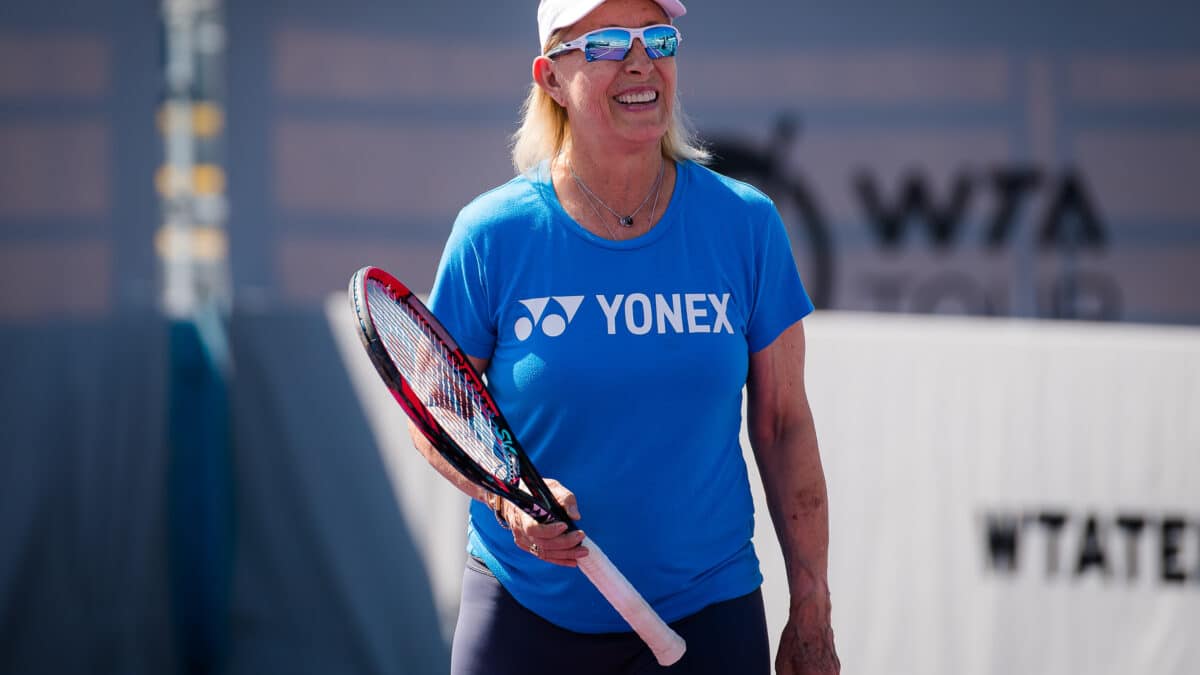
[348,266,686,666]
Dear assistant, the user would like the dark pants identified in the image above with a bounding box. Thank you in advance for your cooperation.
[451,557,771,675]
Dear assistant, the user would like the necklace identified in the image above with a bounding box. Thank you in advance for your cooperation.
[576,182,621,240]
[569,158,665,228]
[577,171,665,242]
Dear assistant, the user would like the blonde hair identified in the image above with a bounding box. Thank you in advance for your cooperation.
[511,31,710,174]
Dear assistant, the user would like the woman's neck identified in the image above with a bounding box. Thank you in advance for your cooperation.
[560,141,665,207]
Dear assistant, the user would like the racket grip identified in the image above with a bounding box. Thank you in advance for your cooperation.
[576,536,686,666]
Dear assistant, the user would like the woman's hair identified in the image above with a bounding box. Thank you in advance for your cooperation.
[510,30,711,174]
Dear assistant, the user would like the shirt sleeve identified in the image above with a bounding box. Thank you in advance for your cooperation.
[745,202,815,353]
[428,218,496,360]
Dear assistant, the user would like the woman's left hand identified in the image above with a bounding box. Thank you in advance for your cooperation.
[775,597,840,675]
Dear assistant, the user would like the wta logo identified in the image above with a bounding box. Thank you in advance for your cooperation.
[514,296,584,341]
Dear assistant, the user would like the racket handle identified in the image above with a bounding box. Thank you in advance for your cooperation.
[576,536,686,666]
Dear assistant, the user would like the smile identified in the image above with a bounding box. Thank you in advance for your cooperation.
[614,91,658,105]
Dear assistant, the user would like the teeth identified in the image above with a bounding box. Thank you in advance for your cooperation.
[616,91,657,104]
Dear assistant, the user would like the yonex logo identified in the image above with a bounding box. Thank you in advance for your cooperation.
[514,296,584,340]
[596,293,734,336]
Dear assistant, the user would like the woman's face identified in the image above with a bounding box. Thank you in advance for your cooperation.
[548,0,677,154]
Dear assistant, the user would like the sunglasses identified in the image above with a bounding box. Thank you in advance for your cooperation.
[545,24,681,62]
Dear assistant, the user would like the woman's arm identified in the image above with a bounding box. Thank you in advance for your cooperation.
[747,320,840,675]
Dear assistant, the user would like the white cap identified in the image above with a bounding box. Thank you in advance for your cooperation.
[537,0,687,51]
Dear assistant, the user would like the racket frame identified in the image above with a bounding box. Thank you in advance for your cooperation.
[350,266,574,527]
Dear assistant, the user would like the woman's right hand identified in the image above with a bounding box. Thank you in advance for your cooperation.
[493,479,589,568]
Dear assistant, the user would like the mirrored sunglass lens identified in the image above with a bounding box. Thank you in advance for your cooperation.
[642,26,679,59]
[585,29,633,61]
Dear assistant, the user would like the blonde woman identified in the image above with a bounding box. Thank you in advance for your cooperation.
[424,1,839,672]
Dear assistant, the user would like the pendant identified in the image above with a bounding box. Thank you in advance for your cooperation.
[619,216,634,227]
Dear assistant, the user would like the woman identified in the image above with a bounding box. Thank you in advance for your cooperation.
[421,1,840,672]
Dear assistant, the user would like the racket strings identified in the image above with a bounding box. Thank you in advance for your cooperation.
[365,281,520,483]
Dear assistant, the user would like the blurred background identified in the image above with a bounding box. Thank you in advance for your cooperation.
[2,0,1198,673]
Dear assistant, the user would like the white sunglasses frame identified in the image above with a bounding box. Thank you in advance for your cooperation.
[545,24,683,62]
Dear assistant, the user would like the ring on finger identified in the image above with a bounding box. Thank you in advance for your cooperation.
[530,543,542,557]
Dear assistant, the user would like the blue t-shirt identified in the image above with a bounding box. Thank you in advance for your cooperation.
[428,159,813,632]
